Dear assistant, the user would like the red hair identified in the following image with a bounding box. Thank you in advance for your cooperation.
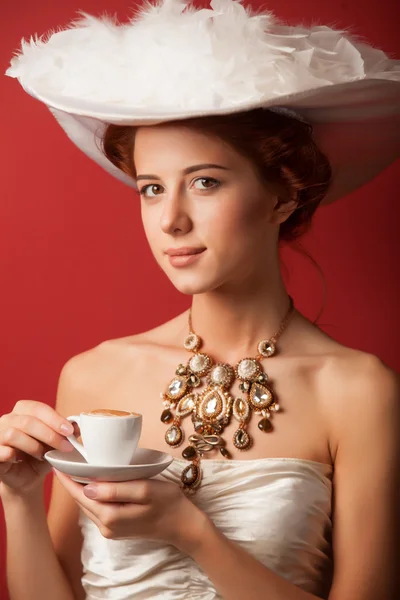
[101,108,332,242]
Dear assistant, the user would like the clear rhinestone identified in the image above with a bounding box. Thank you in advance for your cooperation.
[183,396,195,411]
[167,427,178,443]
[258,340,275,357]
[168,379,183,396]
[253,385,271,405]
[206,397,218,414]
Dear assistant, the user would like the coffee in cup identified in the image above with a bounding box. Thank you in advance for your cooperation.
[86,409,140,417]
[66,409,142,466]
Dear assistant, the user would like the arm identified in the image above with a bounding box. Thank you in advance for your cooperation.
[326,356,400,600]
[3,357,87,600]
[184,355,400,600]
[3,486,79,600]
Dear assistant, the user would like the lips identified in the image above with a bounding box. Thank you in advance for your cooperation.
[165,247,206,256]
[166,247,206,268]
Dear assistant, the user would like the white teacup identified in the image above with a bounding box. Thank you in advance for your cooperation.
[66,409,142,466]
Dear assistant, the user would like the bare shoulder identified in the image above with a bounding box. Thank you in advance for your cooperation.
[55,312,187,414]
[314,342,400,461]
[319,344,399,409]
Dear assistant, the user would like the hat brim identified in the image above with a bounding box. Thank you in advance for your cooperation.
[26,76,400,205]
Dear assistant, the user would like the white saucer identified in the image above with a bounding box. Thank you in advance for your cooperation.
[44,447,174,483]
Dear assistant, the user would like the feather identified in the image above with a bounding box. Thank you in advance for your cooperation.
[5,0,399,113]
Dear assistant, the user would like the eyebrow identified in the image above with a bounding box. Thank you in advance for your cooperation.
[136,163,230,182]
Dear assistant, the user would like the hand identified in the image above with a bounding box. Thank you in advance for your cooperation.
[0,400,75,497]
[54,470,210,554]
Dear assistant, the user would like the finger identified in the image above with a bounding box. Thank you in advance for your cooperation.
[0,429,46,461]
[82,479,153,504]
[11,400,74,437]
[0,445,15,462]
[2,414,74,453]
[53,470,124,514]
[0,446,17,475]
[53,469,105,509]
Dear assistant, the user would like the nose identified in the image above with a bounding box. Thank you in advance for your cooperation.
[160,186,193,236]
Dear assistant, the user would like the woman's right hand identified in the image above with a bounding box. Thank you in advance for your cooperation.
[0,400,75,497]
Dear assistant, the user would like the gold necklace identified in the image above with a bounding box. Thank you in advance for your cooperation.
[160,297,295,494]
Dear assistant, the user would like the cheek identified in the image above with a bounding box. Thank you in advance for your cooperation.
[206,193,271,244]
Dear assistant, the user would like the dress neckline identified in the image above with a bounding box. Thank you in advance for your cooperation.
[171,456,333,469]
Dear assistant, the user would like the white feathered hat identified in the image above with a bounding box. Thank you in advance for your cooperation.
[5,0,400,204]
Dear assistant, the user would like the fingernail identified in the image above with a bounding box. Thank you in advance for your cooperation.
[84,485,98,499]
[60,423,74,434]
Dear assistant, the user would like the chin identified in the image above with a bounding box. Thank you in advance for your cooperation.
[164,267,225,296]
[156,253,235,295]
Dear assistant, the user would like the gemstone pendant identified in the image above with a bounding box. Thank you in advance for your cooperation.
[160,408,173,423]
[181,463,202,491]
[232,397,250,422]
[233,428,252,450]
[165,424,184,447]
[165,376,188,401]
[249,382,273,410]
[182,445,198,460]
[220,446,231,459]
[258,417,273,432]
[198,387,228,422]
[176,393,197,417]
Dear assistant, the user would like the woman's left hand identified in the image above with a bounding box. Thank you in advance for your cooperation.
[53,469,209,554]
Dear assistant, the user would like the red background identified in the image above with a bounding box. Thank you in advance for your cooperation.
[1,1,399,597]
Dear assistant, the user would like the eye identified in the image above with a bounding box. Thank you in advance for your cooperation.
[139,184,164,198]
[193,177,220,191]
[139,177,220,198]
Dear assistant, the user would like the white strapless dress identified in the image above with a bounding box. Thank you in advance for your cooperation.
[79,457,333,599]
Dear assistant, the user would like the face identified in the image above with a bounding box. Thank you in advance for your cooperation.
[133,124,292,295]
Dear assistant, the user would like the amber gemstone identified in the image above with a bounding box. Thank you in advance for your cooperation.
[258,417,273,432]
[161,409,173,423]
[182,445,197,460]
[220,447,231,459]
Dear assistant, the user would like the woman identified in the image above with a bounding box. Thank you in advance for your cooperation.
[2,1,400,599]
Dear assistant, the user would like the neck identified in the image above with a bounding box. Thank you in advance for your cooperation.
[185,269,295,365]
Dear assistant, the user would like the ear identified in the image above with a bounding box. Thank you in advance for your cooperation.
[269,195,298,225]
